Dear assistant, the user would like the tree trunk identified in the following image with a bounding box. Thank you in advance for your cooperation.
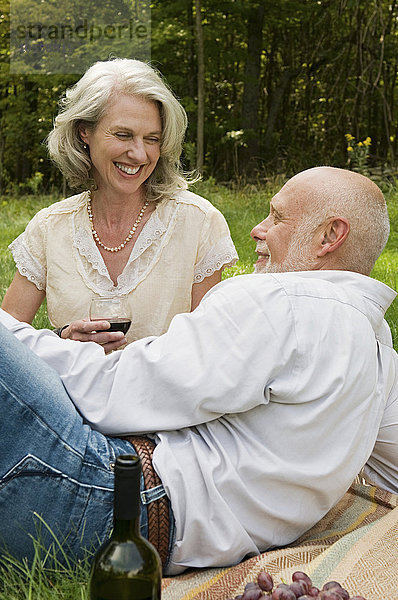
[240,1,265,174]
[195,0,204,174]
[187,0,196,102]
[0,134,4,195]
[263,68,299,157]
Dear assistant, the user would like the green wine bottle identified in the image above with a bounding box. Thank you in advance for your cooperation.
[89,454,162,600]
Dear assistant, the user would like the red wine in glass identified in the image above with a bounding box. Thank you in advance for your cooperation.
[90,298,131,335]
[104,318,131,334]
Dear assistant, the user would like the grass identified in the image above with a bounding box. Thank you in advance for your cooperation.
[0,514,91,599]
[0,540,91,600]
[0,551,89,600]
[0,180,397,597]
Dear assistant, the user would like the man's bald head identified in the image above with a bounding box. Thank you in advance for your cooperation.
[251,166,390,276]
[284,167,389,274]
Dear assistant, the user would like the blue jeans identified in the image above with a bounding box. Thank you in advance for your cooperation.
[0,324,175,569]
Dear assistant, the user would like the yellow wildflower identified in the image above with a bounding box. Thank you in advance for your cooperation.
[358,142,363,147]
[363,137,371,146]
[347,146,353,152]
[345,133,354,141]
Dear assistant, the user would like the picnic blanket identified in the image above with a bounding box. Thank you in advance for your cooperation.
[161,482,398,600]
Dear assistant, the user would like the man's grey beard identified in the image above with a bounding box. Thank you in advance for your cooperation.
[254,227,316,274]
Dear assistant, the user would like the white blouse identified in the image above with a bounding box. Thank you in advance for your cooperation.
[9,189,238,342]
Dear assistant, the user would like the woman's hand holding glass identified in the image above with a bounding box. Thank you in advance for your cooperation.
[89,297,131,334]
[57,297,131,353]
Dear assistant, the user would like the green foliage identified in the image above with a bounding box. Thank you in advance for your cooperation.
[193,177,273,269]
[345,134,372,176]
[2,1,398,188]
[0,194,56,328]
[9,0,150,74]
[151,0,398,178]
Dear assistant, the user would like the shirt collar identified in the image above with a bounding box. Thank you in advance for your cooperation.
[300,270,397,312]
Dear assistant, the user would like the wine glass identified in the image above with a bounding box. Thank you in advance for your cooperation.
[89,297,131,335]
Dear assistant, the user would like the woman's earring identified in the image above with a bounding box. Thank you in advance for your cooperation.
[83,143,88,150]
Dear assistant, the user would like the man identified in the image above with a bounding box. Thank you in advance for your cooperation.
[0,167,397,575]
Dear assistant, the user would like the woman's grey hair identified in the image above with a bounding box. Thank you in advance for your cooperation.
[47,58,192,201]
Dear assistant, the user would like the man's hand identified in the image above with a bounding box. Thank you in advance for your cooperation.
[59,319,127,353]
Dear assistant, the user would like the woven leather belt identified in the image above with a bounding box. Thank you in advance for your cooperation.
[124,435,170,567]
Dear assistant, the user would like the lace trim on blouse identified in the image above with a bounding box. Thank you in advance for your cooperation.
[8,234,46,291]
[193,236,238,283]
[73,206,171,296]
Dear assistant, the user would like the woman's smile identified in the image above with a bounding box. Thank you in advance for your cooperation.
[114,162,142,176]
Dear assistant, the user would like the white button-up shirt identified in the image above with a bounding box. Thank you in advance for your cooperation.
[1,270,397,575]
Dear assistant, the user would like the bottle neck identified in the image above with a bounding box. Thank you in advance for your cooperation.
[113,455,142,535]
[112,516,141,541]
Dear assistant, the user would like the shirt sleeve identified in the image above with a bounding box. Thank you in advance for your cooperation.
[0,277,295,435]
[193,207,238,283]
[8,208,48,290]
[362,352,398,493]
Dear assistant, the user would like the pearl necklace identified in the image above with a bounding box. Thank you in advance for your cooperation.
[87,194,149,253]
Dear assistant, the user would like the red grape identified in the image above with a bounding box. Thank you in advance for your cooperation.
[334,588,349,599]
[271,586,296,600]
[322,582,350,599]
[292,572,313,589]
[258,570,274,592]
[245,582,261,591]
[318,591,345,600]
[290,581,310,597]
[241,589,264,600]
[322,582,343,591]
[227,570,367,600]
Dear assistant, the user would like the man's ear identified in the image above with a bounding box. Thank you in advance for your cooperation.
[316,217,350,257]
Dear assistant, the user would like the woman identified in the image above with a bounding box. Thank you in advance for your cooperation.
[1,58,238,350]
